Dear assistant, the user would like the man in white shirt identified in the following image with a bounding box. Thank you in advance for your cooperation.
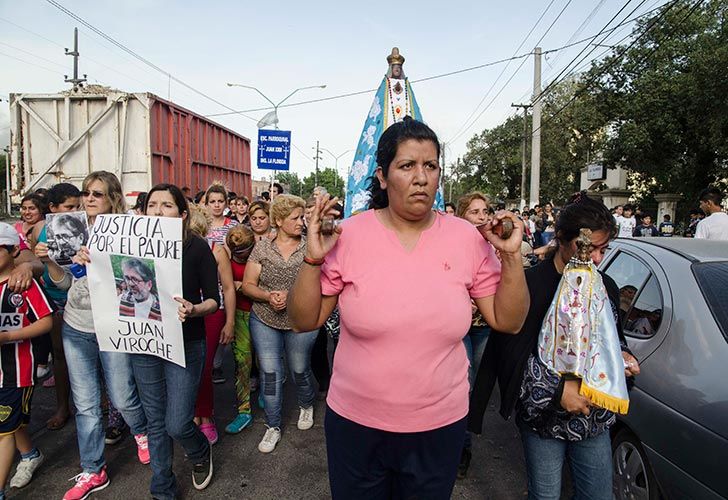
[615,204,637,238]
[695,187,728,241]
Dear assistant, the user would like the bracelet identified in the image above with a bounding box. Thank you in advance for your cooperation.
[303,255,325,267]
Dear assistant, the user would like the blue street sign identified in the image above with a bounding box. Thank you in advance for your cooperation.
[257,129,291,171]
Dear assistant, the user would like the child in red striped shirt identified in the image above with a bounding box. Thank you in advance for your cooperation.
[0,223,54,498]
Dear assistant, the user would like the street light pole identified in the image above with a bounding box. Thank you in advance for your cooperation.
[226,83,326,130]
[320,147,353,190]
[226,82,326,193]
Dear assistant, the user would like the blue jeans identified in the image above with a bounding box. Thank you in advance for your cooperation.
[463,325,490,389]
[519,425,612,500]
[62,322,147,474]
[250,312,317,428]
[130,339,209,500]
[463,324,490,449]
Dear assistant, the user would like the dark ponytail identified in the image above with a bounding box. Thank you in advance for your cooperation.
[368,117,441,210]
[555,191,617,245]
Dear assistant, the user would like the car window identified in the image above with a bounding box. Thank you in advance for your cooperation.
[692,261,728,343]
[603,251,663,338]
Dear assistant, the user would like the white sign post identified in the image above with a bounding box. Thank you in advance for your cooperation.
[87,214,186,367]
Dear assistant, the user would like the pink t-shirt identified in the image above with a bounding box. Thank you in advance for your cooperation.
[321,210,501,432]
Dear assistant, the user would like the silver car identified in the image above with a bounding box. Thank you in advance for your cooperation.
[599,237,728,500]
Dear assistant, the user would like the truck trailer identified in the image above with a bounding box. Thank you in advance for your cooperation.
[8,87,252,205]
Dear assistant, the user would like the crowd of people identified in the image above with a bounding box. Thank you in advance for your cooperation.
[1,116,725,499]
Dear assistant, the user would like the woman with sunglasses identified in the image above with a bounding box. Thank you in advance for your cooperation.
[223,225,256,434]
[58,172,149,500]
[131,184,219,498]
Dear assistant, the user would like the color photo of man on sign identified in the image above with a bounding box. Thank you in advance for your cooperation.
[114,256,162,321]
[87,214,185,366]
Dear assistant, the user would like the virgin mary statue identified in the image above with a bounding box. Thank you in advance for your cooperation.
[345,48,442,217]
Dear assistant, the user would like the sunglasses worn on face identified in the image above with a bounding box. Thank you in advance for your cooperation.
[81,190,106,199]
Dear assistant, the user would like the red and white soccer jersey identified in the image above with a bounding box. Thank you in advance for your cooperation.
[0,279,54,388]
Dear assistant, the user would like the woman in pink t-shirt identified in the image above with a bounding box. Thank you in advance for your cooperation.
[289,118,529,499]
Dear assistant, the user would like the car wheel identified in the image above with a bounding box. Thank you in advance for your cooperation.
[612,428,661,500]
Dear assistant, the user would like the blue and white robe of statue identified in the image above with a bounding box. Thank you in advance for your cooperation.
[344,76,444,217]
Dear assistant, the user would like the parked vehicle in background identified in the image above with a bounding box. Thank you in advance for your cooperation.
[7,87,252,205]
[599,237,728,500]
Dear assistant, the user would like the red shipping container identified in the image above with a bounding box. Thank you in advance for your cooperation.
[149,96,252,197]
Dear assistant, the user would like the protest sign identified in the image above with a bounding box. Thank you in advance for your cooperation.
[45,211,89,267]
[86,214,185,367]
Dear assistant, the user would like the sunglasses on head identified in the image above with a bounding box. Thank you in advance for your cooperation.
[81,190,106,199]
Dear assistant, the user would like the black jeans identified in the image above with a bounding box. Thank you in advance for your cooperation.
[325,406,466,499]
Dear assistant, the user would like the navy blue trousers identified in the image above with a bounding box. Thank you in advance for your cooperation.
[325,406,466,500]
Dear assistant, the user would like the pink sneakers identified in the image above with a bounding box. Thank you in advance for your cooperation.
[199,422,219,445]
[63,467,110,500]
[134,433,150,464]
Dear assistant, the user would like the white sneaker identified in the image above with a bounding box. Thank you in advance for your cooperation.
[36,365,50,379]
[258,426,281,453]
[10,450,44,488]
[297,406,314,430]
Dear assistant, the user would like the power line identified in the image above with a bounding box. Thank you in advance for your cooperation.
[0,16,181,95]
[534,0,700,135]
[0,50,65,76]
[205,51,537,118]
[447,0,576,145]
[0,41,68,70]
[534,0,649,105]
[512,1,668,106]
[208,3,671,121]
[445,0,560,143]
[44,0,258,123]
[546,0,608,69]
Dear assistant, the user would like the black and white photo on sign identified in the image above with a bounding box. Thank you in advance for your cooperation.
[45,211,89,266]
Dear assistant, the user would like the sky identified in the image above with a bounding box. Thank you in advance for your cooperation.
[0,0,668,183]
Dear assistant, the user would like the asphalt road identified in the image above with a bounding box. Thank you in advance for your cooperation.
[8,352,534,500]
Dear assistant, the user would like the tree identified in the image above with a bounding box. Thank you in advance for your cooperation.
[588,0,728,203]
[301,167,345,199]
[458,77,607,206]
[275,172,304,197]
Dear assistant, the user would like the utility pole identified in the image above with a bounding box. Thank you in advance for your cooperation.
[3,146,10,214]
[64,28,87,90]
[511,103,530,209]
[441,142,448,201]
[529,47,542,207]
[314,140,321,187]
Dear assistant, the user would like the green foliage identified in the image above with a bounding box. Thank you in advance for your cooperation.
[275,168,344,200]
[589,0,728,203]
[301,167,345,199]
[455,0,727,208]
[275,172,304,197]
[457,77,604,206]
